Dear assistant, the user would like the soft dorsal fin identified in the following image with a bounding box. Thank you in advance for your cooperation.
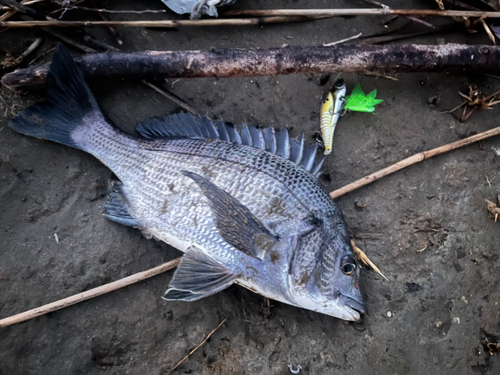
[136,112,324,178]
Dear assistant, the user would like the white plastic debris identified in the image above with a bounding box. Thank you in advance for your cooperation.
[288,364,302,374]
[162,0,237,19]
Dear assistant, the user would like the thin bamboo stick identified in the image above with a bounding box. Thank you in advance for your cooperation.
[330,126,500,199]
[0,16,326,28]
[142,79,198,114]
[224,8,500,18]
[0,258,181,328]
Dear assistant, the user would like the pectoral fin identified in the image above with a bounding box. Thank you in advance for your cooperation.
[182,171,277,260]
[163,246,236,301]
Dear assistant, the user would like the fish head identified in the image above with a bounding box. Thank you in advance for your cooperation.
[288,218,364,321]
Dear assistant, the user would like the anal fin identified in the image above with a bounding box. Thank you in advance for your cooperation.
[103,179,138,228]
[163,246,237,301]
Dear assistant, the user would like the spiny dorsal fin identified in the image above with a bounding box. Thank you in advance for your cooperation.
[290,131,304,165]
[136,112,324,177]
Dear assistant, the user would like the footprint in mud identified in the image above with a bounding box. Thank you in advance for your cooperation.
[90,336,131,368]
[203,338,242,375]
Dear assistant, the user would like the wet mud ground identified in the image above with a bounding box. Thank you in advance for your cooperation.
[1,0,500,374]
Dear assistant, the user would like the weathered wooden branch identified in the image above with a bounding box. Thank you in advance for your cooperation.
[3,44,500,90]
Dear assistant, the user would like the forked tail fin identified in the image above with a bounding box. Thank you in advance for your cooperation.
[8,44,102,152]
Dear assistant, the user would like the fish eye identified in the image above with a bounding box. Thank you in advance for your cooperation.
[340,255,356,275]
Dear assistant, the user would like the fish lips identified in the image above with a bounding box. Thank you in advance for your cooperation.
[339,294,366,320]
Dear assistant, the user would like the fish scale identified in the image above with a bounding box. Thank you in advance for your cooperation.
[8,45,365,321]
[139,137,336,214]
[123,148,309,249]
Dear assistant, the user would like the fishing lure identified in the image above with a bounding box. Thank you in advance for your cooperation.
[320,79,346,155]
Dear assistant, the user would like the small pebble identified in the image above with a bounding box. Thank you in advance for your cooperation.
[453,317,460,324]
[387,311,392,318]
[436,321,442,328]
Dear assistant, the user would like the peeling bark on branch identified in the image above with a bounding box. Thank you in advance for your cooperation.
[3,44,500,90]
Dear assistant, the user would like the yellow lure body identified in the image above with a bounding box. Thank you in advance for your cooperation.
[320,92,335,155]
[319,80,346,155]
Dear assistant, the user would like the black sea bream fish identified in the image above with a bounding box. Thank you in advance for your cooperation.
[8,45,365,321]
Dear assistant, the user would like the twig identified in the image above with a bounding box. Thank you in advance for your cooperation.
[40,27,95,53]
[142,80,198,114]
[0,0,32,22]
[21,0,46,5]
[50,0,86,15]
[358,30,433,45]
[440,100,467,114]
[18,14,96,53]
[362,72,398,80]
[482,20,496,45]
[0,1,97,54]
[0,16,326,28]
[404,16,435,29]
[14,37,42,65]
[444,0,480,11]
[358,24,454,44]
[362,0,435,29]
[416,245,428,253]
[452,1,481,11]
[171,317,228,371]
[83,35,120,52]
[91,0,123,46]
[0,258,181,328]
[481,0,500,11]
[0,0,51,20]
[378,19,412,35]
[351,240,388,280]
[4,44,500,90]
[461,105,477,122]
[223,8,500,19]
[323,32,362,46]
[330,126,500,199]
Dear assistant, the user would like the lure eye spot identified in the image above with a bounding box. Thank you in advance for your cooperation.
[334,79,345,89]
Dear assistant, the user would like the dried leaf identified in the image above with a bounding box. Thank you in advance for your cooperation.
[487,342,500,356]
[351,240,388,281]
[485,199,500,222]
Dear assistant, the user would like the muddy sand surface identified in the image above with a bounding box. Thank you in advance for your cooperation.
[1,1,499,374]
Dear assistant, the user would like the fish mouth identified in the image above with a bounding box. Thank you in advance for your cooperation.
[340,294,366,320]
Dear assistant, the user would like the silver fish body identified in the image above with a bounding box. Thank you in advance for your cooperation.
[9,45,365,321]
